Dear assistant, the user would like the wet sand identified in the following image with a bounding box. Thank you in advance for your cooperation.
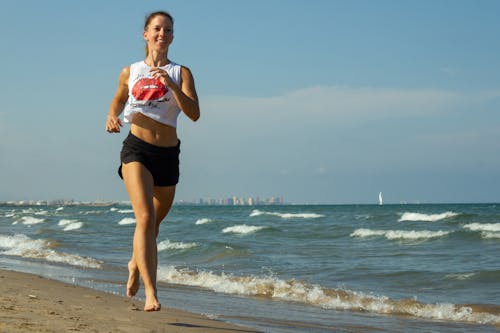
[0,269,260,333]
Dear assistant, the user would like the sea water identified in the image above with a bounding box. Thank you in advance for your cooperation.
[0,203,499,332]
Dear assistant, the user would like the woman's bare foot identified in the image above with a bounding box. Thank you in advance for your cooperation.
[127,260,140,297]
[144,290,161,311]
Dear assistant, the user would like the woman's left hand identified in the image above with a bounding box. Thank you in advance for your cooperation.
[150,67,174,88]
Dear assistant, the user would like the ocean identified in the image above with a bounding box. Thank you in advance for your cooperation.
[0,203,499,332]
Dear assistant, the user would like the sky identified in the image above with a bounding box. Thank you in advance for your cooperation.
[0,0,499,204]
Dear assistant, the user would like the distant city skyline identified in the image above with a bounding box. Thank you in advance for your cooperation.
[0,195,286,207]
[177,195,286,206]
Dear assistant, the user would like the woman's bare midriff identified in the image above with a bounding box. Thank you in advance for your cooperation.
[129,113,179,147]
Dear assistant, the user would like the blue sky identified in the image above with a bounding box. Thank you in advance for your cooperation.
[0,0,499,204]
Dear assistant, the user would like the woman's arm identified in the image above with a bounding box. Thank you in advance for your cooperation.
[151,66,200,122]
[177,66,200,122]
[106,66,130,133]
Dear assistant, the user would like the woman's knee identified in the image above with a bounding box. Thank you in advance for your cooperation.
[134,211,156,230]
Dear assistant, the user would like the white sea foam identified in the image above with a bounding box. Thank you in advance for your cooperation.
[82,210,104,215]
[463,223,500,239]
[58,219,76,226]
[63,223,83,231]
[118,209,134,214]
[355,214,372,220]
[349,229,386,237]
[118,217,136,225]
[398,211,459,222]
[0,234,101,269]
[249,210,265,217]
[58,219,83,231]
[22,208,48,215]
[351,228,450,241]
[222,225,266,235]
[56,207,64,211]
[481,232,500,239]
[250,209,324,219]
[19,216,45,225]
[157,266,500,325]
[195,218,213,225]
[445,273,476,280]
[157,240,198,251]
[463,223,500,232]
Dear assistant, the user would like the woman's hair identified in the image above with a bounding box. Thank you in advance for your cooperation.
[144,11,174,56]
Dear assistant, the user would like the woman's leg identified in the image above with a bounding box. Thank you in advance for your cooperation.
[127,185,175,297]
[153,185,176,237]
[127,185,176,296]
[149,187,176,290]
[122,162,160,311]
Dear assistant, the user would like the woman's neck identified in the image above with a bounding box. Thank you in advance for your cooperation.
[145,51,169,67]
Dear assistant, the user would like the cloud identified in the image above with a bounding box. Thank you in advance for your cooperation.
[179,85,499,181]
[475,89,500,101]
[201,85,465,123]
[313,167,328,175]
[3,84,498,202]
[439,67,459,76]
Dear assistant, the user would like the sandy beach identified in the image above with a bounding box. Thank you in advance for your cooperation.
[0,269,259,333]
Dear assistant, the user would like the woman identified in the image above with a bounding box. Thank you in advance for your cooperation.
[106,11,200,311]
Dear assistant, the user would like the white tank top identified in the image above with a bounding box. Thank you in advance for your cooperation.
[123,60,182,128]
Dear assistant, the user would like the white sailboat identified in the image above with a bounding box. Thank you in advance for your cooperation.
[379,192,383,206]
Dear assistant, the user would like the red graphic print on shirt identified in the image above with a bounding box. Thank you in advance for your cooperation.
[131,78,167,101]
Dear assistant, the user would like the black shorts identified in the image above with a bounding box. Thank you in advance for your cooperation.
[118,132,180,186]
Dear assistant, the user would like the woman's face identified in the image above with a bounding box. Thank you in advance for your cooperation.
[144,15,174,52]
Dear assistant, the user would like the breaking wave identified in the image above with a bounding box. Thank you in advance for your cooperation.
[118,218,136,225]
[157,266,500,325]
[58,219,83,231]
[222,225,267,235]
[0,234,101,269]
[109,207,133,214]
[158,240,198,251]
[195,218,213,225]
[463,223,500,240]
[350,228,450,241]
[463,223,500,232]
[250,209,324,219]
[445,273,476,281]
[480,232,500,239]
[398,212,459,222]
[15,216,45,225]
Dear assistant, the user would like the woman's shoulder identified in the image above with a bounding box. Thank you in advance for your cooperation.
[180,65,194,79]
[119,65,131,78]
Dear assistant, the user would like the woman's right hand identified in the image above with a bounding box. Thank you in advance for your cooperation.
[107,66,130,133]
[106,115,123,133]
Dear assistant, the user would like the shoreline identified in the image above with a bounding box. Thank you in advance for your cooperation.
[0,268,260,333]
